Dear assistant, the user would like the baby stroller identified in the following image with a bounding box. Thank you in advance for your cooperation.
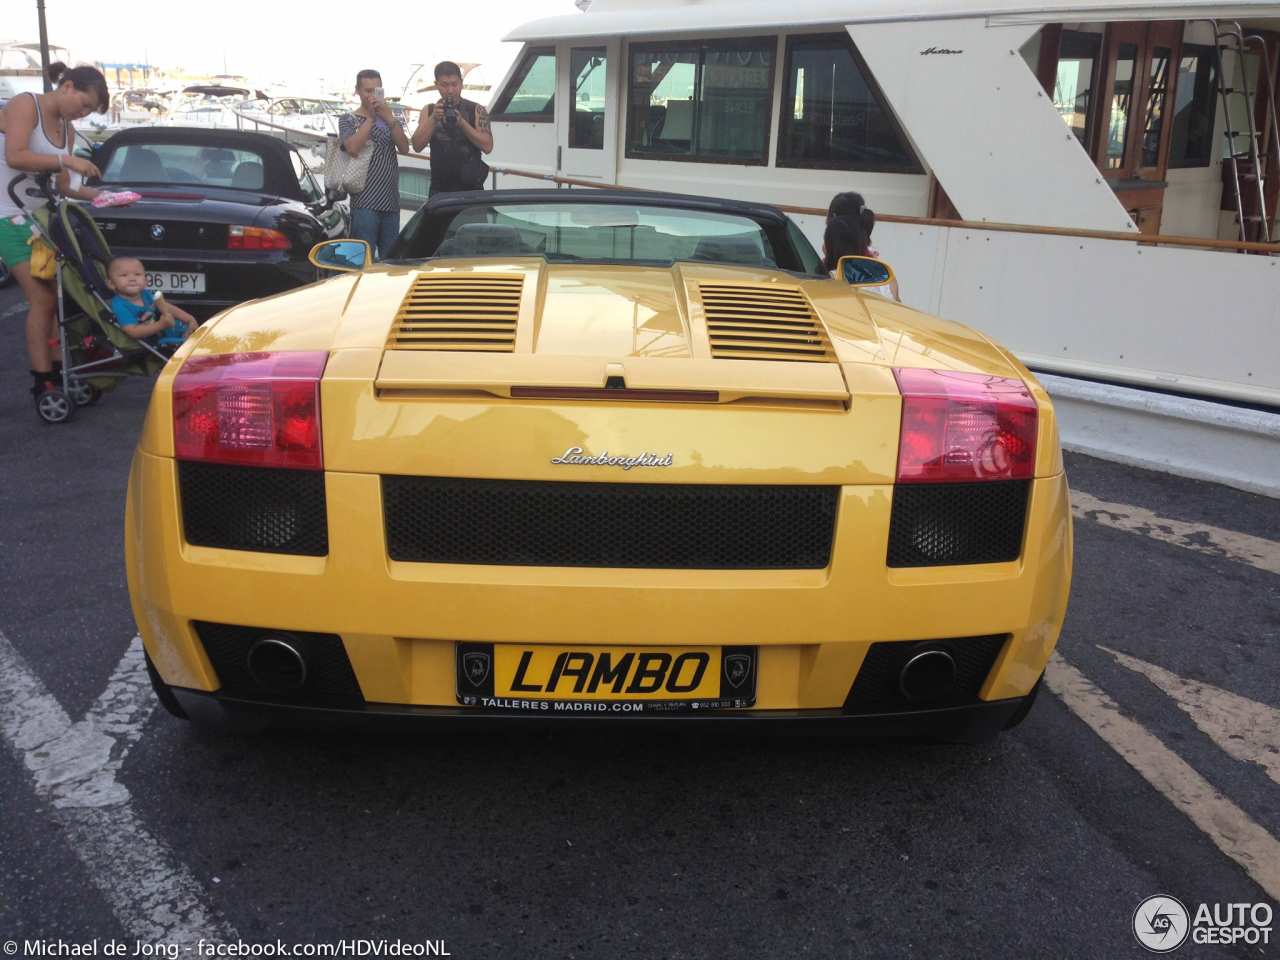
[14,172,169,424]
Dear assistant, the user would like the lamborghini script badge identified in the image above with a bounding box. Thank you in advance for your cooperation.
[551,446,673,470]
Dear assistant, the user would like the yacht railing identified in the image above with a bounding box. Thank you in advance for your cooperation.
[231,105,433,161]
[488,165,1280,256]
[227,107,1276,257]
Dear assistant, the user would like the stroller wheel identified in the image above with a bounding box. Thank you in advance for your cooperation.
[68,381,102,407]
[35,388,76,424]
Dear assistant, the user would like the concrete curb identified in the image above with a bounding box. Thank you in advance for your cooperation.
[1037,373,1280,499]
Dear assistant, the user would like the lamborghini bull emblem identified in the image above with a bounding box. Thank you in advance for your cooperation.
[724,654,751,689]
[462,651,491,687]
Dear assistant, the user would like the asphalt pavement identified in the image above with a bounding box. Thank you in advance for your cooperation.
[1,282,1277,959]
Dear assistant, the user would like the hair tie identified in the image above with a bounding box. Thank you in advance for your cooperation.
[859,204,866,214]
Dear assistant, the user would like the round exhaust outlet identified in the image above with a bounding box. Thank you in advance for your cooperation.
[898,648,957,701]
[247,635,308,693]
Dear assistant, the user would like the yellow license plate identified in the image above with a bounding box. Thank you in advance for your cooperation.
[455,643,757,712]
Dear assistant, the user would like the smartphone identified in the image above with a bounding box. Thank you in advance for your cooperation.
[374,86,385,101]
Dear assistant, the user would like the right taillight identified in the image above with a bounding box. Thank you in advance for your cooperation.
[228,225,291,250]
[893,368,1038,483]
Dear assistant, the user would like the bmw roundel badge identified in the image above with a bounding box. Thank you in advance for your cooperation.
[150,224,165,240]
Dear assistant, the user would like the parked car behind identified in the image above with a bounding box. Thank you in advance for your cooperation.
[85,127,349,316]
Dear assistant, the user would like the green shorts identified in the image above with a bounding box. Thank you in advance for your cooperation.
[0,214,37,267]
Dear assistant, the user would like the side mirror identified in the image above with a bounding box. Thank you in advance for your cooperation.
[839,255,894,289]
[325,187,348,203]
[309,239,369,272]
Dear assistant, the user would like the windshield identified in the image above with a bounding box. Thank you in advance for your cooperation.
[101,143,266,189]
[389,202,816,271]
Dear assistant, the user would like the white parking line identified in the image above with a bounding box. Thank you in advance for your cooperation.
[0,632,236,941]
[1071,489,1280,575]
[1101,646,1280,787]
[1045,652,1280,900]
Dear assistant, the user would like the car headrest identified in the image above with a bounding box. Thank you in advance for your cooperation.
[691,235,770,267]
[230,161,263,189]
[440,223,524,257]
[119,147,168,183]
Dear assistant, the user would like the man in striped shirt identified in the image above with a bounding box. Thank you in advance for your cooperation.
[339,69,409,259]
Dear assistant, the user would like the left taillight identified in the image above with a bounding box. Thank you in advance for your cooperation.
[228,225,291,250]
[173,351,328,470]
[893,368,1038,483]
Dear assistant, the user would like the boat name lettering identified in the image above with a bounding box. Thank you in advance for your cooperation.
[551,447,674,470]
[920,47,963,55]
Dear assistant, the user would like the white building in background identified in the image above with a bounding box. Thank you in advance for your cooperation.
[479,0,1280,494]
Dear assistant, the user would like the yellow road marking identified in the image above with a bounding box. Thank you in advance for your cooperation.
[1071,490,1280,575]
[1101,646,1280,788]
[1044,652,1280,900]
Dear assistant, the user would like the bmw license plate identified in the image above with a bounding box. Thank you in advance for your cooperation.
[147,271,205,294]
[456,643,757,712]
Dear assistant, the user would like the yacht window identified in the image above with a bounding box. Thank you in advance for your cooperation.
[570,48,607,149]
[626,39,775,164]
[490,47,556,121]
[1055,32,1101,147]
[1139,46,1173,169]
[1168,44,1218,167]
[1105,44,1138,170]
[777,34,918,171]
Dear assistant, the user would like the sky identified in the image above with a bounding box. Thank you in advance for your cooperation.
[18,0,579,94]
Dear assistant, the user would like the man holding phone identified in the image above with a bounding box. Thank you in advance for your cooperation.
[411,61,493,196]
[338,69,409,259]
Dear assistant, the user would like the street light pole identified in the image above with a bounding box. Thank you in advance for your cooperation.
[36,0,52,92]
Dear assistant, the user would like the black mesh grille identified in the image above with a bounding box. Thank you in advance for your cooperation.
[887,481,1029,567]
[383,477,839,568]
[844,635,1009,708]
[193,621,363,701]
[179,461,328,556]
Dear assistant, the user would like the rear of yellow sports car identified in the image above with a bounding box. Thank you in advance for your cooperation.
[126,257,1071,740]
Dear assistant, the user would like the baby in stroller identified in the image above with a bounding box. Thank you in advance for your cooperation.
[106,256,199,348]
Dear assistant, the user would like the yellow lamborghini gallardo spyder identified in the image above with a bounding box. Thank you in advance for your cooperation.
[126,190,1071,741]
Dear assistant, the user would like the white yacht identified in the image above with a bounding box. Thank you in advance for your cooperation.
[481,0,1280,494]
[0,41,72,100]
[167,83,264,129]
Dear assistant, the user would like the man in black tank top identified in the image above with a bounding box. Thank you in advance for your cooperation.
[411,61,493,196]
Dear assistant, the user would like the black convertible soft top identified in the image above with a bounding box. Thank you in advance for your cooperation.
[93,127,309,201]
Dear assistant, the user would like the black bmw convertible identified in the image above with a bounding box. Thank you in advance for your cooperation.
[85,128,350,316]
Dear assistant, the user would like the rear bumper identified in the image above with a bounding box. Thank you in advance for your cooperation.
[127,447,1073,720]
[171,687,1026,742]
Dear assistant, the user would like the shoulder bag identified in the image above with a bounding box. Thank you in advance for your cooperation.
[324,118,374,195]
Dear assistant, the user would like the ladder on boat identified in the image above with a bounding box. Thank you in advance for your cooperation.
[1205,21,1280,243]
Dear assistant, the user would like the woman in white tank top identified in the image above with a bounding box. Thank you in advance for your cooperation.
[0,62,108,401]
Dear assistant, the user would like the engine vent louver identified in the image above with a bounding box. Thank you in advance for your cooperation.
[699,282,834,362]
[387,274,523,352]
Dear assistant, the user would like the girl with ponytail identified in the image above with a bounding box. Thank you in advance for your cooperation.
[827,191,900,301]
[0,61,114,403]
